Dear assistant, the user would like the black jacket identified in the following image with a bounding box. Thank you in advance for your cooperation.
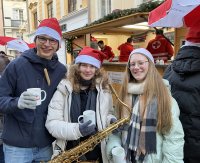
[164,46,200,158]
[0,48,66,148]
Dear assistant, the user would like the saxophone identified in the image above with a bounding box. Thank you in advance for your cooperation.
[48,84,131,163]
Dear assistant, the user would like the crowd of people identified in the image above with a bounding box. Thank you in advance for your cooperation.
[0,17,199,163]
[97,30,173,64]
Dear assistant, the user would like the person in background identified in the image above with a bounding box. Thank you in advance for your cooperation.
[97,40,115,62]
[146,29,174,63]
[118,37,134,62]
[0,18,66,163]
[112,48,184,162]
[0,51,10,163]
[0,51,10,77]
[45,46,117,163]
[164,22,200,163]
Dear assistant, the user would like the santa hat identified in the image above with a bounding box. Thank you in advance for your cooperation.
[75,46,106,68]
[129,48,154,63]
[34,18,62,44]
[186,21,200,43]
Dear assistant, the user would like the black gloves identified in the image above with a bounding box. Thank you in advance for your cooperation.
[110,118,129,134]
[79,120,96,137]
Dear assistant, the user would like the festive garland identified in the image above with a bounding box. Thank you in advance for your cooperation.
[66,0,164,54]
[86,1,163,26]
[66,37,75,53]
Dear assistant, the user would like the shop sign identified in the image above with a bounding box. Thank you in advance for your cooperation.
[107,71,125,84]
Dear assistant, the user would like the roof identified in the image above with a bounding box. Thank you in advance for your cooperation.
[63,12,150,38]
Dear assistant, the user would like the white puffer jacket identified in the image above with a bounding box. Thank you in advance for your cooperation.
[45,78,116,163]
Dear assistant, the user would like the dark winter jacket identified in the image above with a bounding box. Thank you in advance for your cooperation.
[0,48,66,148]
[164,46,200,159]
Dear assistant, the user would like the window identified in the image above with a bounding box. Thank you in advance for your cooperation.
[33,12,38,29]
[143,0,157,2]
[100,0,111,17]
[68,0,77,13]
[47,2,53,18]
[13,9,23,20]
[61,24,67,31]
[101,0,106,17]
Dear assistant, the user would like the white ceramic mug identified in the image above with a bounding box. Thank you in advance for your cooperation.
[27,88,46,106]
[112,146,126,163]
[78,110,96,126]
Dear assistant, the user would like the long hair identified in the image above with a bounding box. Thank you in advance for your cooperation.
[67,64,109,93]
[118,59,172,134]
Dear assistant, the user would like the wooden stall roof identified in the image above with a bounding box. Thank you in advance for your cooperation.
[63,12,150,38]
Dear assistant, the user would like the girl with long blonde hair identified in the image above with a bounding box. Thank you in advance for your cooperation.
[116,48,184,163]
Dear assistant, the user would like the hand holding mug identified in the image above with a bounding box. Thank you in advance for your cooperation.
[18,91,37,110]
[78,110,96,137]
[78,110,96,126]
[27,88,46,106]
[18,88,47,110]
[79,120,96,137]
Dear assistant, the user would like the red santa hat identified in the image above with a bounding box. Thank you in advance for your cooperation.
[186,21,200,43]
[75,46,106,68]
[34,18,62,44]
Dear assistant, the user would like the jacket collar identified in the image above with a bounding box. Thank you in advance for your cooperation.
[128,81,145,95]
[22,48,59,70]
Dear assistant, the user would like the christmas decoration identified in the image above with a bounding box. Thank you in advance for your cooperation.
[87,1,163,27]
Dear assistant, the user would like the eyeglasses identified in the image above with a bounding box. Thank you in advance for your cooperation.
[37,36,58,45]
[128,61,149,69]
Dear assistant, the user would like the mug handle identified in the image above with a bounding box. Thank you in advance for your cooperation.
[41,90,46,102]
[78,115,84,124]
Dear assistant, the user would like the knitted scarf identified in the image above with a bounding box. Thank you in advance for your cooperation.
[70,78,97,123]
[124,82,157,162]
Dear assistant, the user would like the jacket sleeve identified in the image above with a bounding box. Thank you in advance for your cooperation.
[163,64,173,81]
[0,62,19,114]
[162,97,184,163]
[45,87,82,141]
[106,133,122,160]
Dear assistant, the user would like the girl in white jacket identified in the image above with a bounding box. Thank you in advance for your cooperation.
[46,47,116,163]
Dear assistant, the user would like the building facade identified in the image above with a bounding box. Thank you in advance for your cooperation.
[26,0,150,64]
[27,0,88,65]
[1,0,28,56]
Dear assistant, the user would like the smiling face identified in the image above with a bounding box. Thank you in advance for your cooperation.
[79,63,97,80]
[129,53,149,82]
[35,34,59,60]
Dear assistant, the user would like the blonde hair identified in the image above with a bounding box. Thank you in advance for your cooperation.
[67,64,109,92]
[118,59,172,134]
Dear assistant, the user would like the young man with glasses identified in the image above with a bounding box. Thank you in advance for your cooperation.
[0,18,66,163]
